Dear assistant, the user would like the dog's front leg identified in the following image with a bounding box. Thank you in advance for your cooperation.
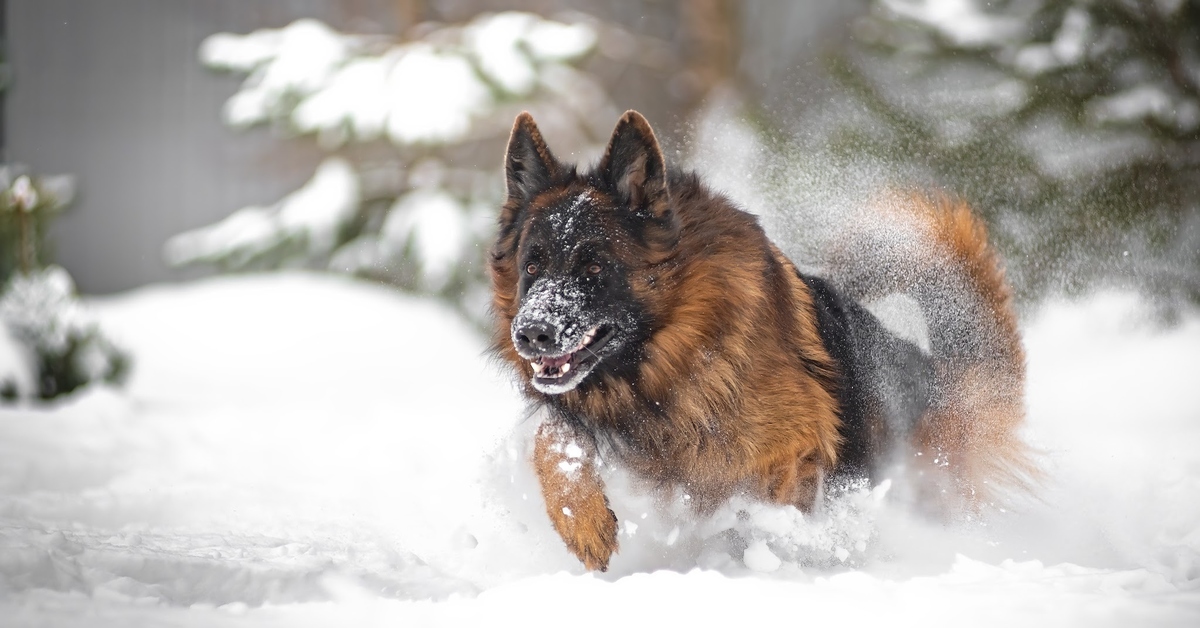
[533,416,618,571]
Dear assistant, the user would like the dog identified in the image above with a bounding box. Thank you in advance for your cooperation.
[489,110,1035,571]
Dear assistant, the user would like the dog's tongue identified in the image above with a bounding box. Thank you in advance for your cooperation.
[541,353,572,369]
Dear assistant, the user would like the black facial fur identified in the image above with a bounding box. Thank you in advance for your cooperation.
[512,191,652,394]
[500,112,673,395]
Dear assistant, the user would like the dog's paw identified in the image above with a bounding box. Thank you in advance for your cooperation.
[533,419,618,570]
[567,506,619,571]
[551,500,619,571]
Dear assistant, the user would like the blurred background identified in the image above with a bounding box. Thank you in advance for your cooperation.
[3,0,1199,397]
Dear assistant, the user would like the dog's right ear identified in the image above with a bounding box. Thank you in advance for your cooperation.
[599,110,669,219]
[505,112,560,204]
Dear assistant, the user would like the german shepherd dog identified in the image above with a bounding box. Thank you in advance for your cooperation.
[489,110,1034,571]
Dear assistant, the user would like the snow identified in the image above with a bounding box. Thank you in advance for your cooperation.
[202,13,597,146]
[162,206,281,266]
[1087,86,1200,133]
[525,21,598,61]
[10,176,38,211]
[1,167,75,212]
[293,55,392,144]
[0,266,127,396]
[0,266,86,356]
[1050,7,1090,66]
[465,12,540,95]
[743,541,782,573]
[164,157,360,266]
[203,20,351,128]
[276,157,360,253]
[384,45,491,145]
[880,0,1022,48]
[1017,115,1156,181]
[0,322,34,398]
[379,188,470,291]
[464,13,597,96]
[1,273,1199,625]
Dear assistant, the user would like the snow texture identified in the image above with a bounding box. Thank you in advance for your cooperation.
[1013,6,1089,75]
[178,14,606,312]
[513,276,591,344]
[1,273,1199,625]
[204,20,351,129]
[1088,85,1200,133]
[202,13,597,146]
[0,322,34,398]
[0,266,127,398]
[379,188,470,291]
[164,157,359,267]
[0,267,88,357]
[880,0,1022,48]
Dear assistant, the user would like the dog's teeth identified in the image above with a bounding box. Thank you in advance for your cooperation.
[562,362,571,374]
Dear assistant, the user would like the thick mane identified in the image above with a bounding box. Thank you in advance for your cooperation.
[535,169,843,507]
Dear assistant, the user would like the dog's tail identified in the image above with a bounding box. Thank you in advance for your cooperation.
[829,191,1037,509]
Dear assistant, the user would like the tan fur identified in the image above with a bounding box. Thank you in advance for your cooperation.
[835,190,1036,508]
[532,421,618,571]
[895,192,1037,507]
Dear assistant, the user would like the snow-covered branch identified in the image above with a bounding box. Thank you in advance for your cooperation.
[172,13,618,323]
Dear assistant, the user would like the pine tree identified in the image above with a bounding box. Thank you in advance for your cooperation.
[167,13,620,326]
[768,0,1200,313]
[0,168,129,401]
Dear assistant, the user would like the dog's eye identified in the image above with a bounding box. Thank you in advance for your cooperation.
[525,262,539,275]
[587,263,602,275]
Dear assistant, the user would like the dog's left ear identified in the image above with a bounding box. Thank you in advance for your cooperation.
[599,110,670,218]
[505,112,561,204]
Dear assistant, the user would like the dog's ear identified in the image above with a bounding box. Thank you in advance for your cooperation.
[505,112,560,204]
[599,110,670,218]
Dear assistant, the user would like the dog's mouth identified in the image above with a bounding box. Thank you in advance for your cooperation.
[528,324,615,393]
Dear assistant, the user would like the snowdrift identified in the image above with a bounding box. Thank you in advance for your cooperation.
[0,273,1197,626]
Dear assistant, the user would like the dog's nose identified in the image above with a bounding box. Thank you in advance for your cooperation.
[515,321,558,354]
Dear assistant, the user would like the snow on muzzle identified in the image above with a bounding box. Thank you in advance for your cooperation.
[512,277,614,393]
[527,325,604,378]
[521,323,614,394]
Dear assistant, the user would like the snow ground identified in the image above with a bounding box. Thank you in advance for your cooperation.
[1,272,1198,626]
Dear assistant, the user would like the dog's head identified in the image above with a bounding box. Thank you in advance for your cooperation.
[489,111,678,395]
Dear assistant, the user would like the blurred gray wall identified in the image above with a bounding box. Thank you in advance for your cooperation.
[6,0,404,294]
